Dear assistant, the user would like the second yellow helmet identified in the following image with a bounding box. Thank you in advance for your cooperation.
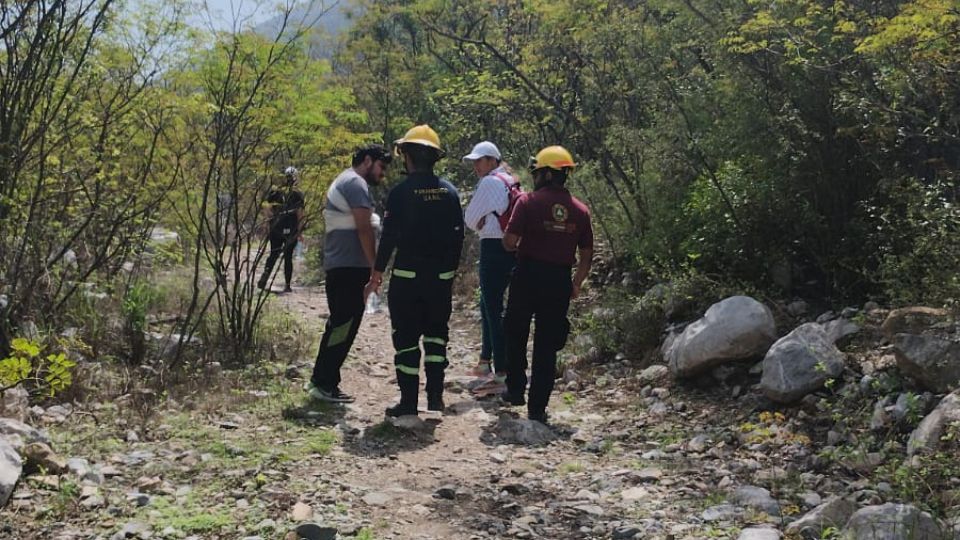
[532,145,576,171]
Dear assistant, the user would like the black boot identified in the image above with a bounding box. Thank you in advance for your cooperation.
[385,401,418,417]
[425,363,445,412]
[387,378,419,417]
[427,393,444,412]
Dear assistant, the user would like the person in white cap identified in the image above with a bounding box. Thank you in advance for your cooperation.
[462,141,521,396]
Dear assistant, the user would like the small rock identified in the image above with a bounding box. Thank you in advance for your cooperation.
[687,434,710,453]
[574,504,604,516]
[291,501,313,521]
[730,485,781,516]
[613,525,642,540]
[435,485,457,500]
[800,491,822,508]
[785,496,856,537]
[738,527,781,540]
[22,442,67,474]
[293,522,337,540]
[362,491,393,506]
[110,521,149,540]
[702,504,743,522]
[81,495,106,509]
[126,492,151,507]
[786,300,808,317]
[621,487,649,502]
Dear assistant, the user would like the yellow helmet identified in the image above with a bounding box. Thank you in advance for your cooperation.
[394,124,443,152]
[532,145,576,171]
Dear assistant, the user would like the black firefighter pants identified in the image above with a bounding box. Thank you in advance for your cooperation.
[387,269,455,407]
[504,260,572,417]
[311,267,370,391]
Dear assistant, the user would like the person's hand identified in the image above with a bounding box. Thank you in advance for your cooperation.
[364,271,383,301]
[477,216,486,230]
[571,281,581,300]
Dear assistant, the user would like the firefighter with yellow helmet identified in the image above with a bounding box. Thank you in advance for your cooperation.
[364,124,464,417]
[500,145,594,424]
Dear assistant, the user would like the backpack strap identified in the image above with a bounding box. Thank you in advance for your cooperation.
[492,171,518,188]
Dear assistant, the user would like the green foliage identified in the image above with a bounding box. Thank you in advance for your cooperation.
[0,338,77,397]
[865,177,960,306]
[122,282,161,335]
[336,0,960,305]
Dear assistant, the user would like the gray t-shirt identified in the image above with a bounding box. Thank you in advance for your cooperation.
[324,168,374,270]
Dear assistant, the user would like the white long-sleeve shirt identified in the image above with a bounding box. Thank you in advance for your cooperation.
[464,166,511,239]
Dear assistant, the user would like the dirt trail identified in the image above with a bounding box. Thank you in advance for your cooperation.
[269,281,649,539]
[10,275,761,540]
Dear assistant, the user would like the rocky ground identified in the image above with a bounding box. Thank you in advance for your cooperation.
[2,282,959,540]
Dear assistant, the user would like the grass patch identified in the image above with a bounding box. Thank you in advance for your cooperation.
[148,494,232,533]
[559,461,585,474]
[356,528,376,540]
[365,421,404,441]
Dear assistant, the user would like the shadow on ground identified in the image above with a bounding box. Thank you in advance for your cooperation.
[342,416,441,457]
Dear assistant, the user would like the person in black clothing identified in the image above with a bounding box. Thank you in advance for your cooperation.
[364,125,464,417]
[258,166,305,293]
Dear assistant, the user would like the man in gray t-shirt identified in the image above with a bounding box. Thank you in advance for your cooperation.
[308,144,391,403]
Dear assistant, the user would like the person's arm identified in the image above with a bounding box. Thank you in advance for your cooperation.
[352,207,376,267]
[572,209,595,299]
[572,247,593,299]
[502,232,520,252]
[501,195,526,252]
[260,192,276,236]
[464,177,502,231]
[447,184,465,270]
[366,187,401,300]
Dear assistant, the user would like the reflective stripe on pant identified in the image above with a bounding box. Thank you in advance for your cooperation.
[388,269,454,404]
[311,267,370,390]
[504,260,572,417]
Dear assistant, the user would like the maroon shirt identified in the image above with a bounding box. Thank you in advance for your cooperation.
[505,185,593,266]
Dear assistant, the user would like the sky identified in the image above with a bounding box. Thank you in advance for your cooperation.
[188,0,278,31]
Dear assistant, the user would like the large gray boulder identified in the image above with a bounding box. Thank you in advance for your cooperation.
[881,307,951,340]
[786,496,857,537]
[908,391,960,456]
[0,436,21,507]
[760,323,845,403]
[843,503,945,540]
[893,334,960,393]
[666,296,776,377]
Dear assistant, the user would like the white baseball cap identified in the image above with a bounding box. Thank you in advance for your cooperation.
[462,141,501,163]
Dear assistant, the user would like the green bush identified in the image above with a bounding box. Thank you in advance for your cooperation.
[0,337,77,397]
[865,177,960,306]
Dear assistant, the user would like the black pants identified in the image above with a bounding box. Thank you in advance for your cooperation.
[388,270,454,407]
[260,231,297,288]
[504,260,572,417]
[311,267,370,391]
